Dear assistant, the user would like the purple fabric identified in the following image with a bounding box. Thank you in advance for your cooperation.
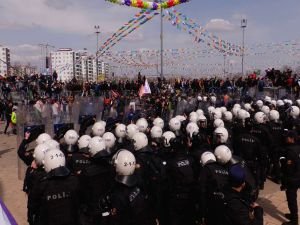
[0,198,18,225]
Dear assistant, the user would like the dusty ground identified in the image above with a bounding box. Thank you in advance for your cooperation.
[0,120,298,225]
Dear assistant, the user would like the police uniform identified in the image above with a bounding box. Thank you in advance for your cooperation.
[281,131,300,225]
[110,174,156,225]
[166,147,197,225]
[198,161,229,225]
[233,129,264,189]
[29,167,80,225]
[250,123,272,188]
[80,154,115,225]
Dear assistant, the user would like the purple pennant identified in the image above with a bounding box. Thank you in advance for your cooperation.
[0,198,18,225]
[125,0,131,6]
[152,2,158,10]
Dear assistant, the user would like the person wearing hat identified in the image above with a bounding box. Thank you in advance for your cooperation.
[223,164,263,225]
[280,130,300,225]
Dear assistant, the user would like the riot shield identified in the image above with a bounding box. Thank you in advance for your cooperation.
[77,96,103,136]
[51,96,78,141]
[16,103,52,180]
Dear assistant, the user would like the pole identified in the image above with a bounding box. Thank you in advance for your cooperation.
[95,25,100,82]
[241,18,247,76]
[160,3,163,79]
[242,27,245,75]
[223,54,226,77]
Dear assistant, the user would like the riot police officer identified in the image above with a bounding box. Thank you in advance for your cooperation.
[110,150,156,225]
[29,149,80,225]
[280,130,300,225]
[166,136,197,225]
[198,149,229,225]
[80,136,115,225]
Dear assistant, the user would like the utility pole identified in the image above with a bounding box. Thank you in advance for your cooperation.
[241,19,247,76]
[160,1,164,79]
[38,43,55,75]
[223,54,226,77]
[94,25,100,82]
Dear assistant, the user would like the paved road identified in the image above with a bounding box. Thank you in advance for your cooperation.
[0,121,298,225]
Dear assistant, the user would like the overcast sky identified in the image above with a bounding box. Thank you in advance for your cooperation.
[1,0,300,74]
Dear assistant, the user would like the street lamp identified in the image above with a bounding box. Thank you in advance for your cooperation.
[241,18,247,75]
[160,0,164,79]
[94,25,100,82]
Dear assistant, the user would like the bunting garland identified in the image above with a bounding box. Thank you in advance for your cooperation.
[106,0,190,10]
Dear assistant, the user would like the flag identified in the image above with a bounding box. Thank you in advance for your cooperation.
[144,79,151,94]
[0,198,17,225]
[138,85,145,98]
[111,90,119,99]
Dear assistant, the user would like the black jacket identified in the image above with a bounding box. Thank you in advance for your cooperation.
[223,188,263,225]
[29,167,80,225]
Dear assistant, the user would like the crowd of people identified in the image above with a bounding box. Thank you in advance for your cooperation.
[0,68,300,225]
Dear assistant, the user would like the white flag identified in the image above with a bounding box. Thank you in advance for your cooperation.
[144,79,151,94]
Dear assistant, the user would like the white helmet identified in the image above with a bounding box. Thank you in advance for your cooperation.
[233,104,241,110]
[36,133,52,145]
[264,96,272,103]
[92,121,106,137]
[277,100,284,107]
[201,151,216,166]
[210,96,217,104]
[88,136,106,157]
[186,122,199,138]
[45,139,60,150]
[175,115,186,122]
[214,145,232,165]
[150,126,163,139]
[256,100,263,108]
[113,150,136,176]
[261,105,270,115]
[213,109,222,120]
[271,100,277,107]
[232,107,240,117]
[136,118,148,133]
[153,117,164,129]
[103,132,116,149]
[162,131,176,147]
[64,129,79,145]
[169,118,181,132]
[220,107,227,113]
[197,96,202,101]
[269,110,280,121]
[132,132,148,151]
[223,111,233,122]
[115,124,126,138]
[213,119,225,128]
[284,99,292,105]
[237,109,250,120]
[254,112,266,124]
[43,149,66,173]
[244,103,252,112]
[296,99,300,107]
[196,109,204,117]
[214,127,229,144]
[290,106,300,118]
[33,144,51,166]
[126,124,139,139]
[203,96,208,102]
[189,112,199,123]
[78,135,92,150]
[208,106,216,117]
